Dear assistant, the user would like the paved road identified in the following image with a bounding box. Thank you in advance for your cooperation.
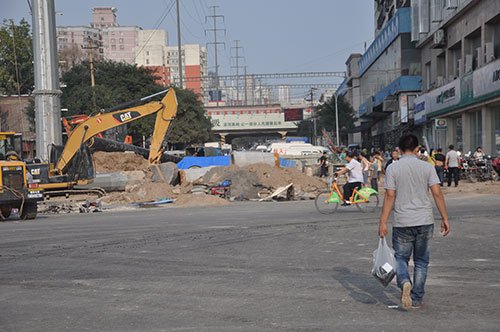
[0,194,499,331]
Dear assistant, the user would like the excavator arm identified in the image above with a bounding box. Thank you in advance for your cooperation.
[55,88,178,174]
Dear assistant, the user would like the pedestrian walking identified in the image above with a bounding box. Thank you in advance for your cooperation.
[378,134,450,310]
[384,150,399,172]
[318,151,329,178]
[360,153,371,187]
[369,155,379,191]
[445,145,460,187]
[434,148,446,186]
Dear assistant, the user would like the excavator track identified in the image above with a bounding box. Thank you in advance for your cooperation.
[43,188,107,199]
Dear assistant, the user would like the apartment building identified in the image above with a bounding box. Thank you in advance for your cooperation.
[412,0,500,155]
[56,7,208,96]
[342,0,422,149]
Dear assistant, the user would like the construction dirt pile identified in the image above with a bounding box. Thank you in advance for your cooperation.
[196,163,327,200]
[102,178,175,204]
[174,194,230,207]
[94,151,149,173]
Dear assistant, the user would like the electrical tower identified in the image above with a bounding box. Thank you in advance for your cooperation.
[205,6,225,105]
[231,40,244,105]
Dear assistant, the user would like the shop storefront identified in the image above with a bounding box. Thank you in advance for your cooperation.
[415,58,500,155]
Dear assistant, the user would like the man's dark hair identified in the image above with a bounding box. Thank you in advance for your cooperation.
[449,144,454,150]
[346,151,355,158]
[437,148,442,152]
[398,134,419,152]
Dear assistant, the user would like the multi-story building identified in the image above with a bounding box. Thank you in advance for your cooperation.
[101,26,140,64]
[343,0,422,149]
[412,0,500,155]
[56,7,208,97]
[337,53,363,145]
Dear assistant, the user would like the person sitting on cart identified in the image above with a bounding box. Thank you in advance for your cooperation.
[335,151,364,206]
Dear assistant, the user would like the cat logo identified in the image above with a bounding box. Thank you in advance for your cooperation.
[120,112,132,122]
[112,111,141,123]
[30,168,41,176]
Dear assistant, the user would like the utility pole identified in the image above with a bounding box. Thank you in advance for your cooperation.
[231,40,244,105]
[205,6,225,106]
[31,0,62,160]
[81,36,99,111]
[176,0,183,88]
[309,87,318,146]
[243,66,248,106]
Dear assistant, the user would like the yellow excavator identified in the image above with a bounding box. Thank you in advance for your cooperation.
[0,132,43,219]
[26,88,178,196]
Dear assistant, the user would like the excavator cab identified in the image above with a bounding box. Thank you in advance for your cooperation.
[26,144,95,189]
[0,132,42,220]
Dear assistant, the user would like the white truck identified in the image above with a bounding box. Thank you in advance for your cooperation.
[269,142,326,156]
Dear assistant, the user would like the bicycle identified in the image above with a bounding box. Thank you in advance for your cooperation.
[315,175,379,214]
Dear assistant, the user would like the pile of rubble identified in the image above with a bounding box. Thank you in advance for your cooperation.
[92,152,327,206]
[194,163,327,200]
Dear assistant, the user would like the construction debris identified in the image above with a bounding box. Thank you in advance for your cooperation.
[93,151,150,173]
[42,152,329,214]
[195,163,326,200]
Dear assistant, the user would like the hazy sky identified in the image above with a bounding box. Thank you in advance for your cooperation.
[3,0,374,97]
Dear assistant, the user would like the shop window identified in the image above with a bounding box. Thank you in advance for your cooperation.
[495,109,500,154]
[425,62,431,91]
[448,43,461,78]
[456,117,463,151]
[470,111,482,151]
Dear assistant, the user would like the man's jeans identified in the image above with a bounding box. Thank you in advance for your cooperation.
[392,224,434,305]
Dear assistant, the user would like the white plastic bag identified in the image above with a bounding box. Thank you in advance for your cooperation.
[371,237,396,287]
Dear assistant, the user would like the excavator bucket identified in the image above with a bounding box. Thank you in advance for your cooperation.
[148,89,178,164]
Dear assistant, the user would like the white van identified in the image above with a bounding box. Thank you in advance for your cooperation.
[269,142,324,156]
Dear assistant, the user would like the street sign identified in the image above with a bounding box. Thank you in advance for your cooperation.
[435,118,448,129]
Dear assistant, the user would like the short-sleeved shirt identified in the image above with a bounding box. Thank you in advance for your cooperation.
[346,158,363,183]
[384,154,441,227]
[446,150,459,168]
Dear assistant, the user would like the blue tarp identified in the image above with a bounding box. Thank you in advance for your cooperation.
[279,158,297,168]
[177,156,231,170]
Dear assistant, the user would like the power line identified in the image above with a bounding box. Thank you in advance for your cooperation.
[205,5,226,106]
[184,71,346,82]
[133,0,175,63]
[231,40,244,104]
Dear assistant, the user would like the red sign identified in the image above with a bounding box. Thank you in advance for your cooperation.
[284,108,304,122]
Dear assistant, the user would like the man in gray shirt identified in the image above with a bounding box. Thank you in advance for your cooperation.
[445,145,460,187]
[379,134,450,310]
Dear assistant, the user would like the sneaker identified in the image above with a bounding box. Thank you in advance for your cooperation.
[401,282,412,311]
[412,301,423,309]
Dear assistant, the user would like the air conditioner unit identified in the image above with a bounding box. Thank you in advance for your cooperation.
[465,54,473,73]
[485,42,495,63]
[475,47,483,68]
[436,76,445,87]
[446,0,458,9]
[433,29,446,48]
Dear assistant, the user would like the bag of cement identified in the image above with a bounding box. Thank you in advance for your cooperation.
[371,237,396,287]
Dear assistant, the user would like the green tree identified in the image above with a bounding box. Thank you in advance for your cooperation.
[0,19,33,95]
[166,88,212,147]
[60,60,211,145]
[317,94,356,133]
[296,95,356,145]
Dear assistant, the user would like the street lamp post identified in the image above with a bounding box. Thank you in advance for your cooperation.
[333,93,340,147]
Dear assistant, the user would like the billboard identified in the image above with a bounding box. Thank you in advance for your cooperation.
[207,106,297,131]
[283,108,304,122]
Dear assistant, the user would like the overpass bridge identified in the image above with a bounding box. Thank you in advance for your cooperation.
[206,104,312,142]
